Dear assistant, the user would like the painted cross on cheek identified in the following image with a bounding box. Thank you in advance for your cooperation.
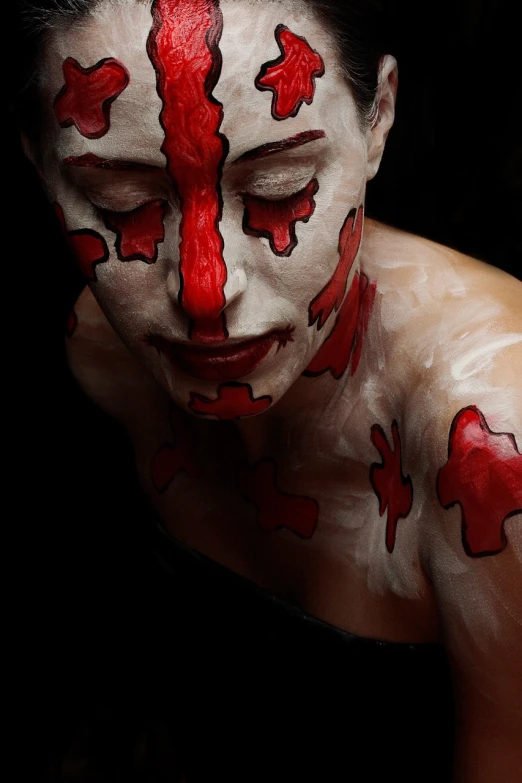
[147,0,229,335]
[151,405,202,493]
[102,200,167,264]
[255,24,325,120]
[304,272,376,379]
[54,203,110,282]
[238,458,319,538]
[437,406,522,557]
[189,383,272,419]
[54,57,129,139]
[370,420,414,553]
[243,179,319,257]
[309,206,364,330]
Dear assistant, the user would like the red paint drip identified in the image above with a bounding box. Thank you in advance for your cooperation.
[189,383,272,419]
[370,420,413,553]
[54,203,110,282]
[151,405,201,493]
[243,179,319,257]
[103,200,167,263]
[304,273,376,379]
[54,57,129,139]
[309,206,364,330]
[255,25,325,120]
[147,0,229,324]
[437,406,522,557]
[238,458,319,538]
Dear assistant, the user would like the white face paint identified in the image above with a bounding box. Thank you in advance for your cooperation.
[35,0,383,418]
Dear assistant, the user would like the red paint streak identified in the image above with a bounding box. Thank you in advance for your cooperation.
[234,130,326,164]
[65,309,78,338]
[304,273,376,379]
[63,153,158,171]
[309,206,364,330]
[437,407,522,557]
[54,57,129,139]
[151,405,201,493]
[243,179,319,257]
[189,383,272,419]
[54,202,110,282]
[103,200,167,263]
[255,25,325,120]
[370,420,413,553]
[147,0,229,324]
[238,458,319,538]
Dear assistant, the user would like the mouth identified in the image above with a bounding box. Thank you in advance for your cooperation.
[147,327,294,382]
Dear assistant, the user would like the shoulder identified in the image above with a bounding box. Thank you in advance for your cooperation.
[365,223,522,769]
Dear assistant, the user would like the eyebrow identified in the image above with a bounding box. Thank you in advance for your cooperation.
[233,130,326,164]
[62,153,162,171]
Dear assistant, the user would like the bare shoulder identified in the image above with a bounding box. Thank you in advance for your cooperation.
[364,222,522,773]
[66,287,168,426]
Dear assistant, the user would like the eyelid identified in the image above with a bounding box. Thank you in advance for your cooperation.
[239,156,316,190]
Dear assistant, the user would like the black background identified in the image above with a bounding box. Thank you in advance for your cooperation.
[7,0,521,778]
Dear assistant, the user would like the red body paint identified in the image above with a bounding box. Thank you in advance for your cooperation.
[54,57,129,139]
[255,25,325,120]
[55,203,110,282]
[370,420,413,553]
[238,458,319,538]
[304,272,375,379]
[243,179,319,257]
[147,0,229,335]
[189,383,272,419]
[65,309,78,338]
[309,206,364,330]
[437,407,522,557]
[103,200,167,263]
[151,405,201,493]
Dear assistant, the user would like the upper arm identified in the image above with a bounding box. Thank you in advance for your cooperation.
[422,335,522,781]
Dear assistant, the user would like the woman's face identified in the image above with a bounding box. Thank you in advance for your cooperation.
[34,0,386,418]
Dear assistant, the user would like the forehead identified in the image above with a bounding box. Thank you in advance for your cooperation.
[41,0,355,161]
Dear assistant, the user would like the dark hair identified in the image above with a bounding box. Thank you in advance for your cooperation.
[14,0,392,135]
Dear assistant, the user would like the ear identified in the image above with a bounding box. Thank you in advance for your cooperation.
[366,54,398,182]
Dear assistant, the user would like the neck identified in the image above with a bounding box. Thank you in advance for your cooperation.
[231,369,351,463]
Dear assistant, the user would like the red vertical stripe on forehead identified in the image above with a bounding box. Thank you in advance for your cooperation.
[147,0,229,331]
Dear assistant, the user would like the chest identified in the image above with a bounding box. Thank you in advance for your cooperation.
[126,401,438,641]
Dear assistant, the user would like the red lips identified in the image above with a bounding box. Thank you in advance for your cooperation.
[149,329,294,382]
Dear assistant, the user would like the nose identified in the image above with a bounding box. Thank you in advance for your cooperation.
[166,240,248,339]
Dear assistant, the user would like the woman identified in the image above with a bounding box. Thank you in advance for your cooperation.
[14,0,521,780]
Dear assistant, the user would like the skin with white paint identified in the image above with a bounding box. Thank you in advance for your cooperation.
[25,1,522,780]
